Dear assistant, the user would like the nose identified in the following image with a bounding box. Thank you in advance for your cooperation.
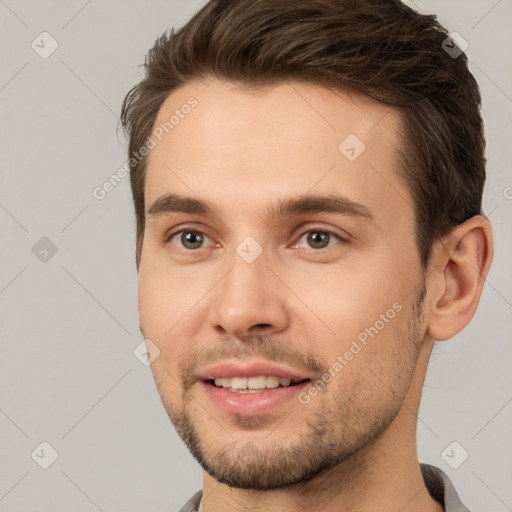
[207,248,289,340]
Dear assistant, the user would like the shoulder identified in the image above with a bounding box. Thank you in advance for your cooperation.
[178,490,202,512]
[420,463,472,512]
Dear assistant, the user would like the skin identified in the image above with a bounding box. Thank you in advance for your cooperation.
[138,79,493,512]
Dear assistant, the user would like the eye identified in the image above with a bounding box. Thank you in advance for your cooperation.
[168,230,213,250]
[295,229,344,250]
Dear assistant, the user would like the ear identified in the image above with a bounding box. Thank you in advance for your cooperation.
[426,215,494,341]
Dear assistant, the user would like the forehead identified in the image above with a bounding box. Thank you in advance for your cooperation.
[144,79,412,229]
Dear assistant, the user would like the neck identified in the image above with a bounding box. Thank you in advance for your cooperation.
[199,339,443,512]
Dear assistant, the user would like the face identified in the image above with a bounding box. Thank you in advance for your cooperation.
[138,79,428,490]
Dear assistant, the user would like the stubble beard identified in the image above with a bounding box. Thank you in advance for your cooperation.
[157,283,426,490]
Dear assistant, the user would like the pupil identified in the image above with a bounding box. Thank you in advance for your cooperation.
[182,231,203,249]
[308,231,329,249]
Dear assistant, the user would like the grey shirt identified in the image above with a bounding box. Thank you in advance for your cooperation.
[178,463,470,512]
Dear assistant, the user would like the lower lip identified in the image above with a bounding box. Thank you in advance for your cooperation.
[200,380,310,416]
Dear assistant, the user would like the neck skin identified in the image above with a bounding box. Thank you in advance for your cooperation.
[197,338,443,512]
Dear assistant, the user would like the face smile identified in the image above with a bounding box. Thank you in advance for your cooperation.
[138,79,429,490]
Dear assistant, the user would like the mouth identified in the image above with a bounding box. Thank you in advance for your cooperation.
[204,375,310,393]
[196,361,314,415]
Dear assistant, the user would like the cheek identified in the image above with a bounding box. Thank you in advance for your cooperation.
[138,254,209,336]
[322,308,414,416]
[137,261,169,337]
[138,270,189,388]
[138,256,221,382]
[284,261,403,347]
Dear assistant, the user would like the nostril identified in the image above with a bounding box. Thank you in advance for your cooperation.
[251,323,272,330]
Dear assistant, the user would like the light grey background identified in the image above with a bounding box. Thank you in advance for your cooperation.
[1,1,510,511]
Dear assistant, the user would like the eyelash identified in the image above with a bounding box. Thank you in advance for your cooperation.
[164,226,349,251]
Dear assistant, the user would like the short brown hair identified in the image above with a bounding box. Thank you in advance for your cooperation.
[121,0,486,269]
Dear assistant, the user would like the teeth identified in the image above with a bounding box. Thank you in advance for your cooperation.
[231,377,248,389]
[265,376,280,389]
[213,375,296,390]
[247,376,266,389]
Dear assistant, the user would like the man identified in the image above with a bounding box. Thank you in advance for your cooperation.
[120,1,493,510]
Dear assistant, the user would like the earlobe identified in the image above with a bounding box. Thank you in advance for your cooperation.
[426,215,493,341]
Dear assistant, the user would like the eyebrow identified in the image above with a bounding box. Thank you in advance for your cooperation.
[146,193,374,222]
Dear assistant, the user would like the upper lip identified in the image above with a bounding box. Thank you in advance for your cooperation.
[196,360,312,382]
